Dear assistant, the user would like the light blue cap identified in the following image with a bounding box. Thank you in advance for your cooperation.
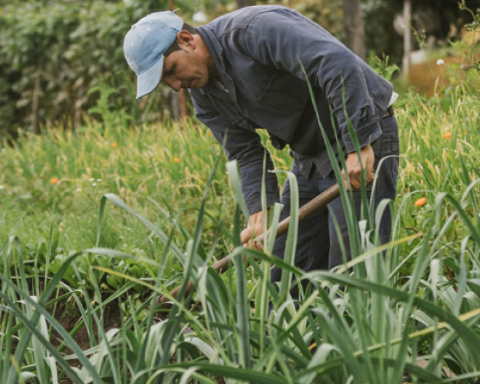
[123,11,183,99]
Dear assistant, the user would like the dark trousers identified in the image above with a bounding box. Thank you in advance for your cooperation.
[271,113,400,298]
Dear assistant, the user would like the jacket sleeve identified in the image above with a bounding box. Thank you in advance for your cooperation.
[244,8,383,154]
[190,90,280,216]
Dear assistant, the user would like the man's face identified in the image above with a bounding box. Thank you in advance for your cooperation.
[161,45,209,92]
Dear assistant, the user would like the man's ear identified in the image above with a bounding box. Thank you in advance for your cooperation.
[177,30,196,50]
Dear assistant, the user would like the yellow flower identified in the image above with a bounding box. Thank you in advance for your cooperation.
[442,132,451,140]
[207,131,213,136]
[174,157,180,163]
[50,177,59,185]
[112,142,118,148]
[415,197,427,207]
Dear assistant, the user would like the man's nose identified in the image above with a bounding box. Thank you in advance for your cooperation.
[163,77,181,92]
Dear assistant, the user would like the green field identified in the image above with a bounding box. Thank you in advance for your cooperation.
[2,77,480,382]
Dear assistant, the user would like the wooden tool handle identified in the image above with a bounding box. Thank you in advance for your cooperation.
[157,183,341,305]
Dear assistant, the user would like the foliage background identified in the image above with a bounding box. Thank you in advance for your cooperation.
[1,0,478,137]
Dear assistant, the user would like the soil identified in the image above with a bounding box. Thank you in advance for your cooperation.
[48,294,122,384]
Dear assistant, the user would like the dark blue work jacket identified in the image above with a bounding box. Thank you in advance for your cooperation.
[190,5,394,216]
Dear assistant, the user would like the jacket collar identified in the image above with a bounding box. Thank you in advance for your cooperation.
[197,26,238,105]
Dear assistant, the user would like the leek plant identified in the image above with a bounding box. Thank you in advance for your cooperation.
[1,96,479,384]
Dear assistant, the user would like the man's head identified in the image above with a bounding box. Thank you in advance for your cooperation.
[123,11,212,98]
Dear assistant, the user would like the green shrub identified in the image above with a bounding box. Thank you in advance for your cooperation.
[0,0,195,136]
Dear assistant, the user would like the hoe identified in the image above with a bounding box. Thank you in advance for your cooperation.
[155,182,341,307]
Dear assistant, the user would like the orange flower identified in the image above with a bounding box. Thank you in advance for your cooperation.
[50,177,59,185]
[112,142,118,148]
[415,197,427,207]
[207,131,213,136]
[442,132,451,140]
[174,157,180,163]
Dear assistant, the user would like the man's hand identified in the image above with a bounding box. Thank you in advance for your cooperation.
[240,210,266,251]
[341,145,375,191]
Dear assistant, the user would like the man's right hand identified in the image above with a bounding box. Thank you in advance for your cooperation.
[240,210,266,251]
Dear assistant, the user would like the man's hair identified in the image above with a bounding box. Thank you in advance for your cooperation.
[164,23,198,56]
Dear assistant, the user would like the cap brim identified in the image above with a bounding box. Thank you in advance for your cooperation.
[136,55,164,99]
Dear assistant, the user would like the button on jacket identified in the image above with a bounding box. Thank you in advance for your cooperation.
[190,5,394,216]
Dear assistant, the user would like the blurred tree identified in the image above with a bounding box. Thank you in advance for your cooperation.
[343,0,365,60]
[258,0,345,39]
[364,0,480,66]
[402,0,412,76]
[0,0,199,137]
[363,0,403,65]
[237,0,251,8]
[2,0,478,137]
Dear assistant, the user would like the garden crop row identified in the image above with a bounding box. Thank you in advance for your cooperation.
[1,79,480,382]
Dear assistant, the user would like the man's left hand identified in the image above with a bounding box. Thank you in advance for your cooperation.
[341,145,376,191]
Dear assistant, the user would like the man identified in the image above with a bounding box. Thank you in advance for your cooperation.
[123,6,399,299]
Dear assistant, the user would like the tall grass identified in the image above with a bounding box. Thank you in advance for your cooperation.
[1,117,292,291]
[1,69,480,382]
